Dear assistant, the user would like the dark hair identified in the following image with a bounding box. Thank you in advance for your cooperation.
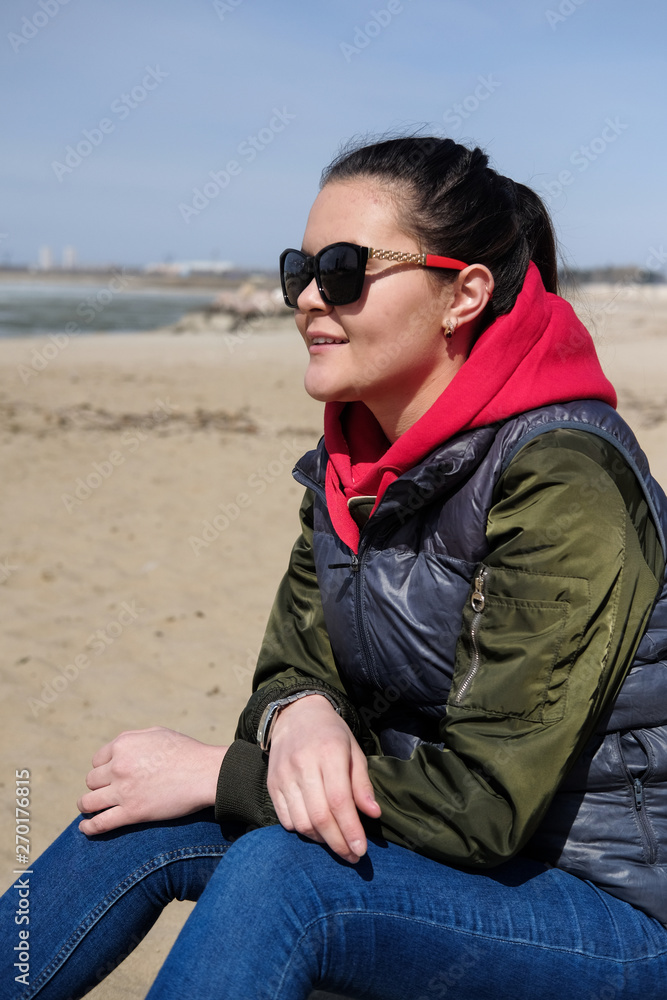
[321,136,558,321]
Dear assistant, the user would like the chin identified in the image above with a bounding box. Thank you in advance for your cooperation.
[303,386,330,403]
[303,377,358,404]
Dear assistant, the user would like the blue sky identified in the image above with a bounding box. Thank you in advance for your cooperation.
[1,0,665,271]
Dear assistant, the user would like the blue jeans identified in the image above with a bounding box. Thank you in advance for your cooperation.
[2,812,667,1000]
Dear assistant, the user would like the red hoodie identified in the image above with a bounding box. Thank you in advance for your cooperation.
[324,262,617,553]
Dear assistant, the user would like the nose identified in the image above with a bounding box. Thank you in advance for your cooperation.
[296,276,332,313]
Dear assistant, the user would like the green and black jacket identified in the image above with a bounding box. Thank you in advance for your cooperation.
[216,401,667,923]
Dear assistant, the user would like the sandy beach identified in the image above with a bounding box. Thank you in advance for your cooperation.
[2,283,666,998]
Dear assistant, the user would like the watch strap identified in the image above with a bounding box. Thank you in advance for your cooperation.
[256,689,340,751]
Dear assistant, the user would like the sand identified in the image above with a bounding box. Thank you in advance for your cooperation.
[1,283,666,998]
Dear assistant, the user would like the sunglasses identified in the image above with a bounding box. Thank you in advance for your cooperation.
[279,242,468,308]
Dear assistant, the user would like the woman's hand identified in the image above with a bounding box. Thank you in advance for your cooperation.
[267,694,381,864]
[77,726,227,836]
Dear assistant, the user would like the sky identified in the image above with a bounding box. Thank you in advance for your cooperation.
[1,0,665,272]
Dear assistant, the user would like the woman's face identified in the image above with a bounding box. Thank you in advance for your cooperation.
[294,177,470,441]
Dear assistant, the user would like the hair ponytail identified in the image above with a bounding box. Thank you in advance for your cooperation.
[513,182,559,296]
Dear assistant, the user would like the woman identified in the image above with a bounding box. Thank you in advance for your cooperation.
[3,136,667,999]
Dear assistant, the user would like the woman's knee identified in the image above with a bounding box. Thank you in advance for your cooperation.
[222,824,320,884]
[219,824,374,926]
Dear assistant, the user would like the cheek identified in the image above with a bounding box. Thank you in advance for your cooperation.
[368,296,442,355]
[374,278,441,327]
[294,314,307,337]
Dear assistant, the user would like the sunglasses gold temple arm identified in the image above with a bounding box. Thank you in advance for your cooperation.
[368,247,427,265]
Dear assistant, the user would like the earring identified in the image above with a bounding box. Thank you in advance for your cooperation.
[444,322,455,340]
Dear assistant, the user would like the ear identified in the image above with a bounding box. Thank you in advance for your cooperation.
[444,264,494,330]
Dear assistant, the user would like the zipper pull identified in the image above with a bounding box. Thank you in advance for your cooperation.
[471,570,486,613]
[327,553,360,573]
[633,777,644,810]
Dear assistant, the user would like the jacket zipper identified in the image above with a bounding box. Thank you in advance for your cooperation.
[293,465,382,686]
[453,567,488,705]
[619,732,657,865]
[353,529,385,688]
[633,778,657,864]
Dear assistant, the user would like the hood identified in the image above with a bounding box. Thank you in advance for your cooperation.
[324,262,617,552]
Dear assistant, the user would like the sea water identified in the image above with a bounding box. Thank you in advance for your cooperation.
[0,279,219,338]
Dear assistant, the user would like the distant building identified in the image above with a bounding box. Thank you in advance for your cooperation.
[38,245,53,270]
[144,260,235,276]
[62,245,76,269]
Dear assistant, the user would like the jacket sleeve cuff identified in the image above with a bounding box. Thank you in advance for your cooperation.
[214,739,277,829]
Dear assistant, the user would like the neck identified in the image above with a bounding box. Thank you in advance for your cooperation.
[364,355,468,442]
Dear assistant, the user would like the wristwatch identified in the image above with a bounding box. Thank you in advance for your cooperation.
[256,690,341,752]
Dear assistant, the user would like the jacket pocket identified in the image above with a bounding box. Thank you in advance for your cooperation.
[450,564,588,724]
[618,729,658,865]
